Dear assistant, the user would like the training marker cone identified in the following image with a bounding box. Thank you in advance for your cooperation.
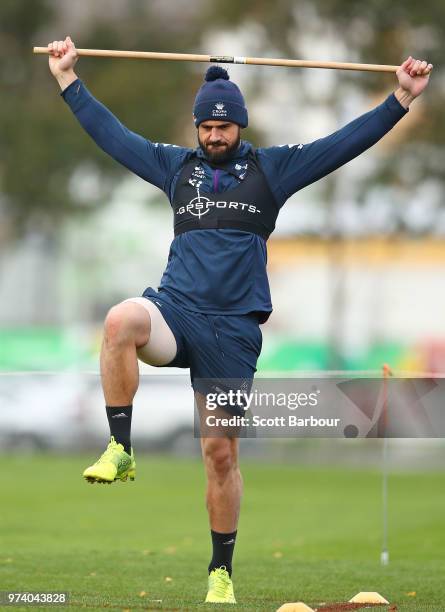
[349,592,389,604]
[276,604,315,612]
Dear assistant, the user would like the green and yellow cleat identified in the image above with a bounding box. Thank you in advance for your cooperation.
[205,567,236,604]
[82,436,136,484]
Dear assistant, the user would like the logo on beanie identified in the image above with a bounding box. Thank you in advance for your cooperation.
[212,102,227,118]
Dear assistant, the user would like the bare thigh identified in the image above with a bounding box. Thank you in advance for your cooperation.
[122,297,177,366]
[194,391,243,441]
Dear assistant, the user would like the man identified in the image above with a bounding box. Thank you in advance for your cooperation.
[47,36,432,604]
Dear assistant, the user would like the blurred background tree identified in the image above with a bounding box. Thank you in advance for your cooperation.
[206,0,444,213]
[0,0,203,238]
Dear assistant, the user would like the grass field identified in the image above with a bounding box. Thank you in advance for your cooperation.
[2,453,445,611]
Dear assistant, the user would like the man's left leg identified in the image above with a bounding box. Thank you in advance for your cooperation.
[197,393,241,604]
[186,313,260,602]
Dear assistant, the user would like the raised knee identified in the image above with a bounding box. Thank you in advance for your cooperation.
[104,305,128,341]
[104,303,150,347]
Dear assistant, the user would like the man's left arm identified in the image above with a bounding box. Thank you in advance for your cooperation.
[262,56,433,201]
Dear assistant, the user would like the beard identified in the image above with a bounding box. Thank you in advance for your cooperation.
[198,132,241,163]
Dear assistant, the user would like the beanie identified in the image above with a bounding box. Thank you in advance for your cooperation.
[193,66,248,128]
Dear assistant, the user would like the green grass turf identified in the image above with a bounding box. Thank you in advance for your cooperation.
[1,454,445,611]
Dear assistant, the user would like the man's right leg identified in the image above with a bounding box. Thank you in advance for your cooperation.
[100,301,151,407]
[83,298,177,483]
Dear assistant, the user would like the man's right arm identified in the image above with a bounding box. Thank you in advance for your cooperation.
[48,37,188,192]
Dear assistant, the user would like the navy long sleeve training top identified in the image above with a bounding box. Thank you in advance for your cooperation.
[62,79,407,322]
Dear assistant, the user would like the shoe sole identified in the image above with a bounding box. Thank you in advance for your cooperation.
[84,468,136,484]
[205,597,236,604]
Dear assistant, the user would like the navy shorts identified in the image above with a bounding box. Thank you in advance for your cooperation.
[141,287,262,414]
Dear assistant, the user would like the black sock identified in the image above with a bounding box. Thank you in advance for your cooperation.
[208,529,237,577]
[106,405,133,454]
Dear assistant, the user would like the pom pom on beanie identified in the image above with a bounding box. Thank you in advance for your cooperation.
[205,66,230,81]
[193,66,248,127]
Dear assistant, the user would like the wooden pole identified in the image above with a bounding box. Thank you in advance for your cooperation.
[33,47,401,73]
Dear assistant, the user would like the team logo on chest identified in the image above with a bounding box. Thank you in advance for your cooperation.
[176,196,261,218]
[176,163,262,218]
